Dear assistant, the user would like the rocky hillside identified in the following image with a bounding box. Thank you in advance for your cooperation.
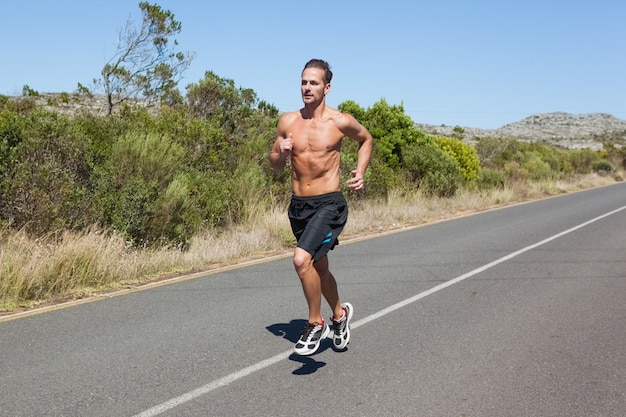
[9,93,152,117]
[415,112,626,150]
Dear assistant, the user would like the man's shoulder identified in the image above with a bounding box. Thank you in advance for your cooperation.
[327,109,356,127]
[278,110,302,124]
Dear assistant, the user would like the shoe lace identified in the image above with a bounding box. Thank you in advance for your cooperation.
[333,316,346,334]
[301,322,320,341]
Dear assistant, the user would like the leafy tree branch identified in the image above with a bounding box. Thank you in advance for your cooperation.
[99,2,194,115]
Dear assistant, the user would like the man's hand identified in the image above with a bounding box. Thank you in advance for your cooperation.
[347,170,364,191]
[280,133,293,158]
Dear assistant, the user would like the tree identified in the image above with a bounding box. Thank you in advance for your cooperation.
[100,2,194,115]
[342,99,425,169]
[184,71,279,171]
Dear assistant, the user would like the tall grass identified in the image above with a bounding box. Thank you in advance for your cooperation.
[0,173,619,313]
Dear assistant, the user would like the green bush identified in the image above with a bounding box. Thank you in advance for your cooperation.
[93,132,187,245]
[148,172,195,246]
[363,158,405,198]
[504,161,529,182]
[482,139,613,181]
[402,138,461,197]
[522,155,557,181]
[591,160,615,173]
[0,111,24,172]
[0,110,92,233]
[99,178,156,245]
[478,168,505,189]
[568,149,603,174]
[185,169,236,228]
[431,135,481,183]
[603,143,626,170]
[341,99,426,170]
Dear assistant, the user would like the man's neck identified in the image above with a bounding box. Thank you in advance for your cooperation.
[301,100,326,119]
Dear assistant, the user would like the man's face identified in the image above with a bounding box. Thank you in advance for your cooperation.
[301,67,329,104]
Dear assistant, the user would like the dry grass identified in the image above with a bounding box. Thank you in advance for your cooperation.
[0,173,620,313]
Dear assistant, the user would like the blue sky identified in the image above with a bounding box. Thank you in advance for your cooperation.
[2,0,625,129]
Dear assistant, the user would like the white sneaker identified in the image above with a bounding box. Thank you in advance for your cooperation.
[331,302,353,350]
[293,319,329,355]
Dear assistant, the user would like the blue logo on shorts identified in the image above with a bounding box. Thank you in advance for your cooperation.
[321,232,333,245]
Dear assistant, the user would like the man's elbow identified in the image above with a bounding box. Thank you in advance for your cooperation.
[269,154,284,171]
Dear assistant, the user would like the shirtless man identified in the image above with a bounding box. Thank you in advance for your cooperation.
[270,59,373,355]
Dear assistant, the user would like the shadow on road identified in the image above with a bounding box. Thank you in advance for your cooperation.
[289,354,327,375]
[266,319,308,343]
[266,319,333,375]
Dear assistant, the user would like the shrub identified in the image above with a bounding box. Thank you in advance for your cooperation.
[402,138,461,197]
[475,137,511,167]
[341,99,426,169]
[568,149,603,174]
[93,132,187,245]
[504,161,529,182]
[22,85,39,97]
[0,110,92,233]
[362,158,405,198]
[483,140,614,180]
[591,160,615,173]
[0,111,24,172]
[185,169,236,228]
[522,155,557,181]
[603,142,626,170]
[478,168,505,190]
[147,172,195,246]
[431,135,481,183]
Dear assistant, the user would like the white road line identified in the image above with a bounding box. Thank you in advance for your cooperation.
[133,205,626,417]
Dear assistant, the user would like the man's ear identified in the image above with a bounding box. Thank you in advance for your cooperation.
[324,83,331,95]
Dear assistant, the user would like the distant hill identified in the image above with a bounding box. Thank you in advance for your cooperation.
[415,112,626,150]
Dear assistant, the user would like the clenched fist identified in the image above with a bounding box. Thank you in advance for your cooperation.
[280,133,293,158]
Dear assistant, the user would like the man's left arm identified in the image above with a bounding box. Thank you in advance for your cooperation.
[341,115,373,191]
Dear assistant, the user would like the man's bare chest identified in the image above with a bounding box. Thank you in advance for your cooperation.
[291,120,343,153]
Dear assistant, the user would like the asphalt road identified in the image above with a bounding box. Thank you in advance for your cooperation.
[1,183,625,417]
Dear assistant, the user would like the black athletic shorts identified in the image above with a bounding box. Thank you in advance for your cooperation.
[288,191,348,262]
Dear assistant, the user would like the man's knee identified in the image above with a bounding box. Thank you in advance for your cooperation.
[293,248,313,275]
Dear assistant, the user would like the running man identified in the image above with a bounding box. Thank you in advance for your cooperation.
[269,59,373,355]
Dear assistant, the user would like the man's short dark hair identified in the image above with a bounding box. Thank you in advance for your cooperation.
[304,59,333,84]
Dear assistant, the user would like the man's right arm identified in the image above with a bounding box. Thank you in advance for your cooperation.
[269,115,293,171]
